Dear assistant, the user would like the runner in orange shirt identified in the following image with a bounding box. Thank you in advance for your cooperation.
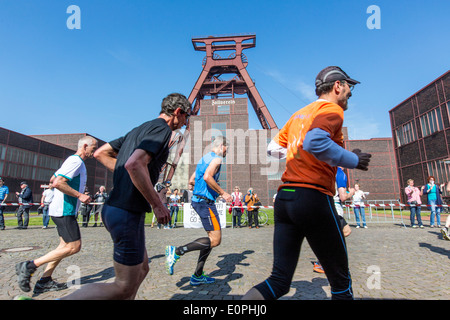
[243,66,371,300]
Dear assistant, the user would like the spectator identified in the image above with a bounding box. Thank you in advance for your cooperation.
[166,181,172,204]
[169,188,180,228]
[79,188,93,227]
[405,179,424,228]
[16,181,33,230]
[245,188,260,229]
[231,186,243,228]
[93,186,108,227]
[0,177,9,230]
[352,183,367,228]
[182,184,194,204]
[40,183,54,229]
[422,176,442,228]
[441,182,450,240]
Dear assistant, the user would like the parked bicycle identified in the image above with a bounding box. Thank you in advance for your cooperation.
[240,209,269,226]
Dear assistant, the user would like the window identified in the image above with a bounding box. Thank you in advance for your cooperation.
[217,105,230,114]
[395,121,417,146]
[420,108,443,137]
[5,163,35,180]
[5,146,37,166]
[211,122,227,138]
[37,154,63,170]
[0,144,6,160]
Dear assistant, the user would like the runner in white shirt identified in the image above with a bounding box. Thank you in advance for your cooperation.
[50,155,87,217]
[15,136,97,295]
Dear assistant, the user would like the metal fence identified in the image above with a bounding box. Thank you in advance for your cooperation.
[342,199,449,228]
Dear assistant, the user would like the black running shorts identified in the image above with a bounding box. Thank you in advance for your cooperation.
[101,204,146,266]
[51,215,81,243]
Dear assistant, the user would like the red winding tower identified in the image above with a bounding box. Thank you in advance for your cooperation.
[163,34,277,181]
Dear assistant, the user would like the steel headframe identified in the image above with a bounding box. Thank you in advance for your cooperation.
[163,34,277,182]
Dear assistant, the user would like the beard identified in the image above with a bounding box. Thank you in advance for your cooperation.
[338,92,352,110]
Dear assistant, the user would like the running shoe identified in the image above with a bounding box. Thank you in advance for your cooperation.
[15,261,36,293]
[313,261,325,274]
[33,279,68,294]
[165,245,180,275]
[190,273,215,286]
[441,227,450,241]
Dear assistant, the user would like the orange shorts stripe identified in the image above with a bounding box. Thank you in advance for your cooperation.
[208,208,221,231]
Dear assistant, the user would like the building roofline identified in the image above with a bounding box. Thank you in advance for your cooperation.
[388,70,450,113]
[346,137,393,142]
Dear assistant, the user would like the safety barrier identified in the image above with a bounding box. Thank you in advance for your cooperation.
[4,201,447,228]
[342,200,449,228]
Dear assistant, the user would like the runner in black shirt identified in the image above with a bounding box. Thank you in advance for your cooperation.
[61,93,191,300]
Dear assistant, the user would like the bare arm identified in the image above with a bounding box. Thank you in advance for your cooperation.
[1,193,7,204]
[188,172,196,187]
[52,175,91,204]
[124,149,170,224]
[203,157,232,202]
[94,143,118,172]
[339,187,355,202]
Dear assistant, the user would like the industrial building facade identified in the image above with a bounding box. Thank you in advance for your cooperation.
[389,70,450,202]
[345,137,399,200]
[0,127,113,210]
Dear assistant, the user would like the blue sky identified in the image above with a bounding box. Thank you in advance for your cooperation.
[0,0,449,142]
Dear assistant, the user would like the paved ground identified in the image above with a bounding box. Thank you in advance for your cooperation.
[0,222,449,300]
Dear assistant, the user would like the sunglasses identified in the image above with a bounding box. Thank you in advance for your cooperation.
[341,81,355,92]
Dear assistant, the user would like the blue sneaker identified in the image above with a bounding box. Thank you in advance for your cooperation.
[165,245,180,275]
[190,273,215,286]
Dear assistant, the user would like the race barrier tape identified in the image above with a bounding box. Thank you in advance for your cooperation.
[0,203,449,208]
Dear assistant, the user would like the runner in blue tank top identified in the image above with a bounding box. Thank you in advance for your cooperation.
[165,136,232,286]
[191,151,222,203]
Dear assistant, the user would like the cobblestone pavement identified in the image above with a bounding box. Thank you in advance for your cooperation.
[0,222,449,300]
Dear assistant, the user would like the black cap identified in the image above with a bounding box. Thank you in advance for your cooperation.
[20,181,27,185]
[315,66,360,87]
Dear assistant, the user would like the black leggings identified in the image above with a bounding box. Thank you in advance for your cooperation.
[254,187,353,300]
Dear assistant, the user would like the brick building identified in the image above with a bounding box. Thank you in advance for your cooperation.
[389,70,450,202]
[345,137,399,201]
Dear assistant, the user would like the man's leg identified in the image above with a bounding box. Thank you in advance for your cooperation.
[0,207,5,229]
[16,237,80,293]
[23,207,30,228]
[34,238,81,276]
[61,255,149,300]
[307,197,353,300]
[17,206,24,228]
[166,202,221,280]
[63,204,149,299]
[243,188,304,300]
[243,221,303,299]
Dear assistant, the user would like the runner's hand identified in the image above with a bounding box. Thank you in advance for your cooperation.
[352,149,371,171]
[154,205,170,225]
[221,192,233,203]
[78,193,92,204]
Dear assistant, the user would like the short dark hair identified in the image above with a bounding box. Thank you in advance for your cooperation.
[315,82,335,97]
[160,93,191,116]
